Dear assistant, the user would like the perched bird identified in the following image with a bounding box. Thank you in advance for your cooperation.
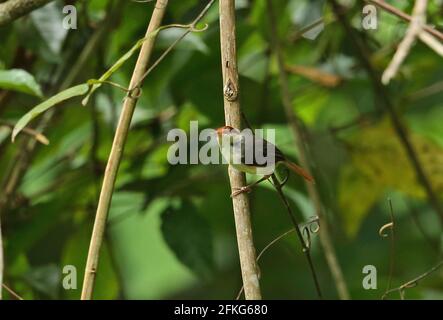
[216,125,313,197]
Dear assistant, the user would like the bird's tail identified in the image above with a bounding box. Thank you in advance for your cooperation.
[283,161,314,183]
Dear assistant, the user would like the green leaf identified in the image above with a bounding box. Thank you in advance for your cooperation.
[338,165,381,238]
[0,69,43,97]
[12,84,89,142]
[61,226,119,299]
[161,201,214,280]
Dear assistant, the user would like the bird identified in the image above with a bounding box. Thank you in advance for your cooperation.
[216,125,313,197]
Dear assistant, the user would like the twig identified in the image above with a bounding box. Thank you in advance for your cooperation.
[290,14,338,43]
[407,80,443,101]
[329,0,443,227]
[408,202,440,252]
[267,0,348,299]
[368,0,443,59]
[131,0,214,91]
[285,64,342,88]
[81,0,216,299]
[80,0,169,300]
[2,283,23,300]
[236,228,296,300]
[0,120,49,145]
[219,0,261,300]
[367,0,443,42]
[240,111,323,298]
[0,219,2,299]
[0,3,122,297]
[270,175,323,298]
[0,0,53,26]
[382,0,428,85]
[382,259,443,299]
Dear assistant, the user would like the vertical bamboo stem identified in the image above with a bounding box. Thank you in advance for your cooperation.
[219,0,262,300]
[81,0,169,300]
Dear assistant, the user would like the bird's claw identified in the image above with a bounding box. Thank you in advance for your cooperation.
[230,186,252,198]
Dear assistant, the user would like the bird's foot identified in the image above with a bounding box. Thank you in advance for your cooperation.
[230,186,252,198]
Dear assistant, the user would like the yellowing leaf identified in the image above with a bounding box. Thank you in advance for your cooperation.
[339,166,381,238]
[338,119,443,237]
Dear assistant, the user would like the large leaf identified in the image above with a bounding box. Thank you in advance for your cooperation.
[12,84,89,142]
[161,201,214,279]
[0,69,43,97]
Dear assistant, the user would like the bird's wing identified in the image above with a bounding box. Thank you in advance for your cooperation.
[237,132,285,167]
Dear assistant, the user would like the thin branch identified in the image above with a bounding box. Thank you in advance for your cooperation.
[131,0,214,91]
[267,0,349,300]
[387,199,396,293]
[240,112,323,298]
[0,0,52,26]
[329,0,443,227]
[219,0,261,300]
[289,13,338,43]
[382,259,443,299]
[382,0,428,85]
[407,80,443,101]
[367,0,443,42]
[290,17,326,42]
[0,5,122,296]
[380,201,441,300]
[0,2,123,295]
[418,31,443,57]
[0,219,2,299]
[285,64,342,88]
[80,0,169,300]
[270,175,322,298]
[0,120,49,145]
[380,199,396,297]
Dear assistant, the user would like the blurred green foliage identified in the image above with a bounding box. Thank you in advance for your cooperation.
[0,0,442,300]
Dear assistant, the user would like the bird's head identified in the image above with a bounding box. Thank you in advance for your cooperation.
[216,125,239,139]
